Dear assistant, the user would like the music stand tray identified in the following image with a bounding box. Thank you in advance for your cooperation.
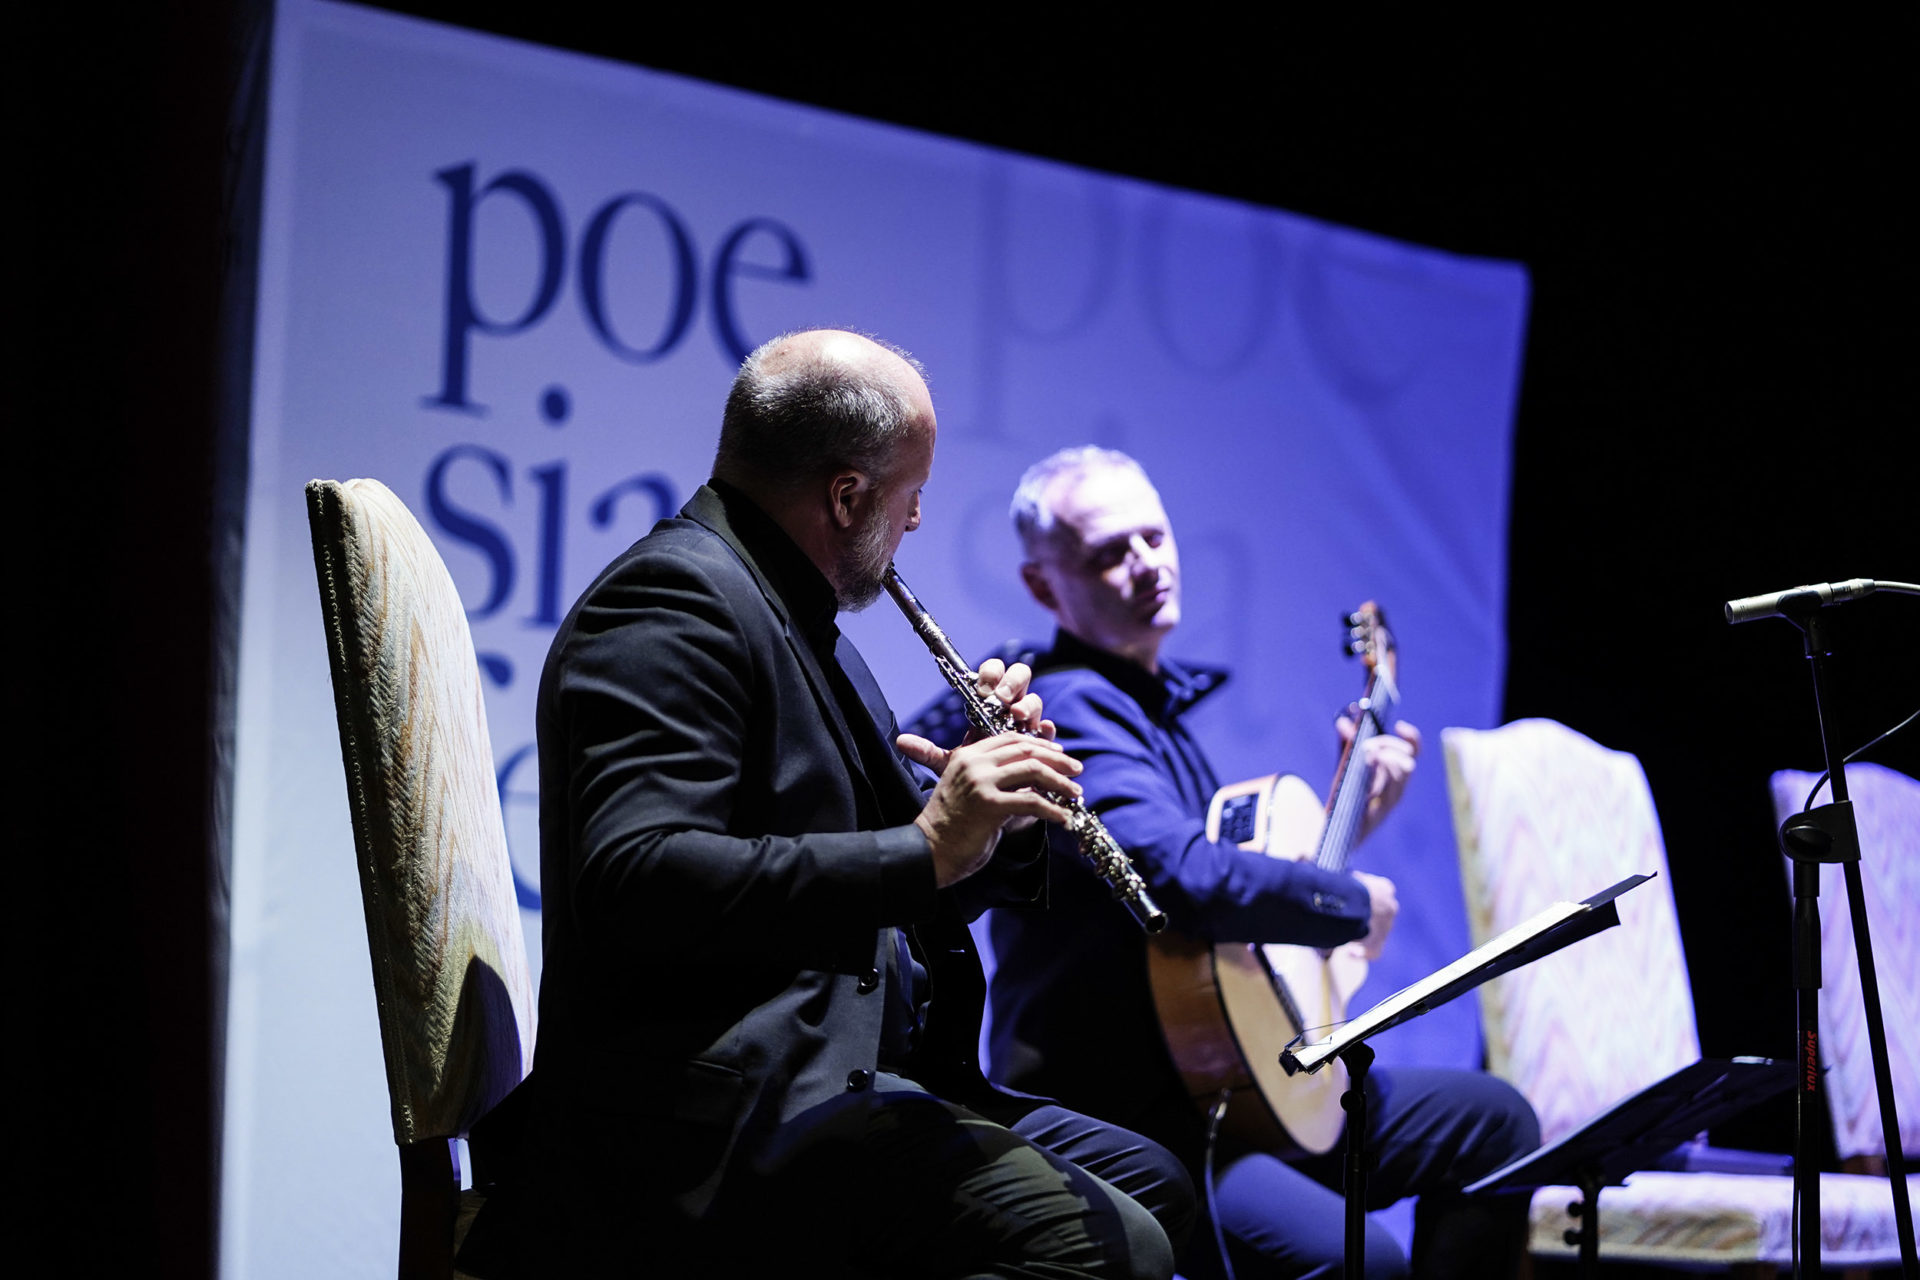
[1278,874,1655,1280]
[1281,874,1651,1078]
[1463,1057,1795,1276]
[1465,1057,1795,1197]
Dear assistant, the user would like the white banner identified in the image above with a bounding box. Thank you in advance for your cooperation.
[225,2,1528,1273]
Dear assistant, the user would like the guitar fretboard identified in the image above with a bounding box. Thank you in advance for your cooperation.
[1314,670,1399,873]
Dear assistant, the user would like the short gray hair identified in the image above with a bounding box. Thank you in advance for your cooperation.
[713,330,927,495]
[1010,446,1149,559]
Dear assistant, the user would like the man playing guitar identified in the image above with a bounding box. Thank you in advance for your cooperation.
[986,446,1538,1280]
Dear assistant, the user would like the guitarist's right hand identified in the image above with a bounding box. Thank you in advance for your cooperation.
[1352,870,1399,959]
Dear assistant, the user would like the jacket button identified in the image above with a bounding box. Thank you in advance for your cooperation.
[846,1069,873,1092]
[856,968,880,994]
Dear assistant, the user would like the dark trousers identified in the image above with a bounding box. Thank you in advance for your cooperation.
[1180,1067,1539,1280]
[830,1073,1196,1279]
[510,1071,1196,1279]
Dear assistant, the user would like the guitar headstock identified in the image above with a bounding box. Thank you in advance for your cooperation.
[1342,601,1397,684]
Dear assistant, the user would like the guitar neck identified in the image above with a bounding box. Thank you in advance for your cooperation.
[1313,674,1398,874]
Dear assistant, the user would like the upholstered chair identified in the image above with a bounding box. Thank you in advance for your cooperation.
[308,478,537,1280]
[1444,719,1911,1274]
[1770,763,1919,1278]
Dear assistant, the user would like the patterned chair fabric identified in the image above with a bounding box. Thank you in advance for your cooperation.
[1443,718,1698,1147]
[1768,763,1920,1164]
[1524,1169,1920,1268]
[308,477,536,1147]
[1443,719,1912,1270]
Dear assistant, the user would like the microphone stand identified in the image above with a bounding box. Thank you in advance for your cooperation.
[1760,593,1916,1279]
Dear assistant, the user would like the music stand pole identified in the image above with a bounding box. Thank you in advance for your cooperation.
[1341,1041,1376,1280]
[1571,1166,1603,1280]
[1286,874,1651,1280]
[1775,598,1917,1279]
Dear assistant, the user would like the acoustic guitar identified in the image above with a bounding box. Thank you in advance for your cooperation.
[1146,602,1399,1157]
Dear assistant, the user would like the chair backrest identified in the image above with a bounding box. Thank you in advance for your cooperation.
[308,477,536,1147]
[1768,763,1920,1164]
[1443,719,1699,1145]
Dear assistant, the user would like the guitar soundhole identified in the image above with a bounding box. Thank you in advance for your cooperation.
[1218,795,1260,845]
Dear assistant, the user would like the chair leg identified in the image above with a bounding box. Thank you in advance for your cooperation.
[399,1138,459,1280]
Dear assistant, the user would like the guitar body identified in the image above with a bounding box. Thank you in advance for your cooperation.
[1146,774,1369,1157]
[1145,600,1397,1159]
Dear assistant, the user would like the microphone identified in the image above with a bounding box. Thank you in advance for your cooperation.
[1724,579,1878,624]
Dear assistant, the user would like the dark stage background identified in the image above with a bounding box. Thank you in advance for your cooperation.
[18,5,1914,1275]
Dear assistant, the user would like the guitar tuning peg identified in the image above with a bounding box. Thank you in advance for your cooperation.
[1342,611,1362,628]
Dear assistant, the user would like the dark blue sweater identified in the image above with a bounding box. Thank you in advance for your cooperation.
[987,629,1371,1133]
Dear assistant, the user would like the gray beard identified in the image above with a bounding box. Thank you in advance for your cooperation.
[833,505,893,612]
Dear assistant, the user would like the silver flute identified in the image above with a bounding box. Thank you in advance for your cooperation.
[884,566,1168,933]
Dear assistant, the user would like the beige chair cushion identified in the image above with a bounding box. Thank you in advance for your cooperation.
[1443,719,1698,1146]
[308,478,536,1145]
[1527,1171,1919,1268]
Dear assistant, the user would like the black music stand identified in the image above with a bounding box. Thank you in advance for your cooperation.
[1281,874,1653,1280]
[1465,1057,1796,1278]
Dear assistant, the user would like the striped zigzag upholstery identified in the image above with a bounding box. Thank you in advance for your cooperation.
[1768,763,1920,1166]
[1444,718,1697,1147]
[1516,1169,1918,1269]
[308,478,536,1278]
[1443,720,1914,1270]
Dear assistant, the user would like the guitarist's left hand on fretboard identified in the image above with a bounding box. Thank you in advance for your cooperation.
[1337,712,1422,845]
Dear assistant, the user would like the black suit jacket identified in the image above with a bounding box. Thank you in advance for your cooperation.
[527,482,1043,1238]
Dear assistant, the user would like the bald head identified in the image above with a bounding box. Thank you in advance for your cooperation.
[764,329,917,387]
[713,328,932,500]
[711,329,936,610]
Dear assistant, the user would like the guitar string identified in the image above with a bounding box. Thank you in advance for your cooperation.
[1316,695,1393,871]
[1201,629,1394,1280]
[1295,694,1394,1046]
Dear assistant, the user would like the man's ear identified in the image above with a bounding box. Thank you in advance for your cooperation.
[827,469,870,530]
[1020,561,1058,612]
